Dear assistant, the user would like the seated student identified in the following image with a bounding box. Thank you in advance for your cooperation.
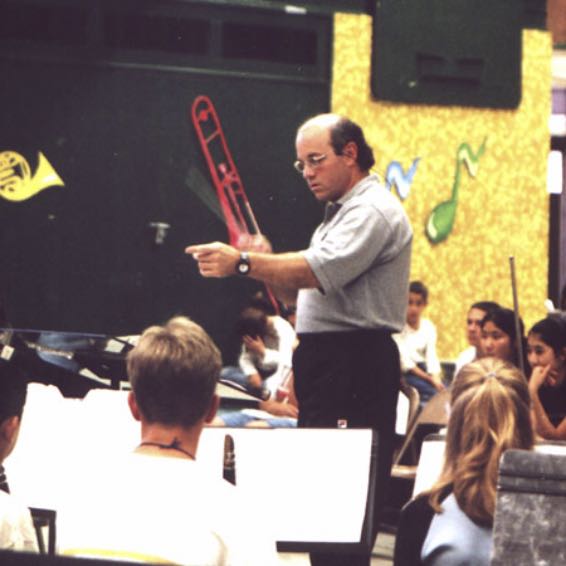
[57,316,278,565]
[219,296,299,427]
[454,301,499,375]
[216,371,299,428]
[480,306,529,373]
[394,357,534,566]
[527,314,566,440]
[221,305,296,399]
[0,362,38,553]
[394,281,443,407]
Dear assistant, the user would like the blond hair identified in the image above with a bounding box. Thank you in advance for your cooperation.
[127,316,221,428]
[428,357,533,525]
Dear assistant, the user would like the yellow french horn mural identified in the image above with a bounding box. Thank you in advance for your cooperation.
[0,151,64,202]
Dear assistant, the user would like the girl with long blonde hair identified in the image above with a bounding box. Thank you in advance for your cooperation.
[394,357,534,565]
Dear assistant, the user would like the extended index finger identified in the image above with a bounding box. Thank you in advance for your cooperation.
[185,244,202,255]
[185,241,222,256]
[186,244,217,257]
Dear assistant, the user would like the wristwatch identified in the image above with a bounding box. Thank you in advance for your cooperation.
[235,252,251,275]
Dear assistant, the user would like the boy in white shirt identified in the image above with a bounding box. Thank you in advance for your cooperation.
[0,363,38,553]
[57,317,278,565]
[394,281,443,407]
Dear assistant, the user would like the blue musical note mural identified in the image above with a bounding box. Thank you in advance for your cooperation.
[385,158,420,200]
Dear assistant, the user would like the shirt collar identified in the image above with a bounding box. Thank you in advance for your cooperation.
[323,202,341,223]
[335,173,378,206]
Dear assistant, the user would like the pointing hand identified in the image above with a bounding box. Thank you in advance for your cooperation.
[185,242,240,278]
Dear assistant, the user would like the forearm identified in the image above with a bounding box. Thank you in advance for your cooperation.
[408,366,444,390]
[258,398,299,418]
[247,372,263,390]
[246,251,319,291]
[409,365,434,383]
[186,242,320,292]
[529,387,566,440]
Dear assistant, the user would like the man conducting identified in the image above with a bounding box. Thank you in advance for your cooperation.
[187,114,412,565]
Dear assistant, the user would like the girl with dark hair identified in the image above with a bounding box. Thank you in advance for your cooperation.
[480,307,528,373]
[225,306,296,397]
[527,314,566,439]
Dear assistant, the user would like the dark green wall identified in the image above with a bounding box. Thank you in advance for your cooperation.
[0,0,331,364]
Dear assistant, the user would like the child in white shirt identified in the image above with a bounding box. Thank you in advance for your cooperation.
[394,281,443,407]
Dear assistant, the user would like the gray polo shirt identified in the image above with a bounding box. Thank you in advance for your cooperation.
[296,174,412,334]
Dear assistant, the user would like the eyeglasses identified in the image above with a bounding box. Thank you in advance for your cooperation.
[293,154,328,174]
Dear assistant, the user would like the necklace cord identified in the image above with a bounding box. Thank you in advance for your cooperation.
[138,438,195,460]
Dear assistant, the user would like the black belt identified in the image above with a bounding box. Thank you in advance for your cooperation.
[297,328,393,344]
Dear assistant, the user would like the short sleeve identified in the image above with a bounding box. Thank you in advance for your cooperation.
[304,205,394,293]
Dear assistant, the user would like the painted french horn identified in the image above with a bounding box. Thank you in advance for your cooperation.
[0,151,64,202]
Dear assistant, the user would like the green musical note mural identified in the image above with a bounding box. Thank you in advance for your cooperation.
[425,139,487,244]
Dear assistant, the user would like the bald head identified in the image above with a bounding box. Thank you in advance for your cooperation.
[298,113,342,135]
[297,114,375,172]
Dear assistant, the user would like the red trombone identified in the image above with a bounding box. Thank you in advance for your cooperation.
[191,95,279,313]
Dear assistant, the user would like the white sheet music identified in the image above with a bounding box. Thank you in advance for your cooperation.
[201,427,373,543]
[8,387,374,545]
[412,436,566,497]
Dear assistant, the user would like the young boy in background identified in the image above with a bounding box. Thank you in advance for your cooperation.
[394,281,443,408]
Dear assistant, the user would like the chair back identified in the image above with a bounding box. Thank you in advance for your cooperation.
[395,381,420,437]
[393,388,449,467]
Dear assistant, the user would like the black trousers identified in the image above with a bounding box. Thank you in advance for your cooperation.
[293,329,401,566]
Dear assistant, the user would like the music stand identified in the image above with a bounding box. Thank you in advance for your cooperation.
[30,507,57,555]
[199,427,379,555]
[0,328,132,396]
[276,429,379,555]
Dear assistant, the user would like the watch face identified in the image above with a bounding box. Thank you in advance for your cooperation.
[237,262,250,274]
[236,252,250,275]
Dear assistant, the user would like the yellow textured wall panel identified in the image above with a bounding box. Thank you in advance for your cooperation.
[332,14,552,360]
